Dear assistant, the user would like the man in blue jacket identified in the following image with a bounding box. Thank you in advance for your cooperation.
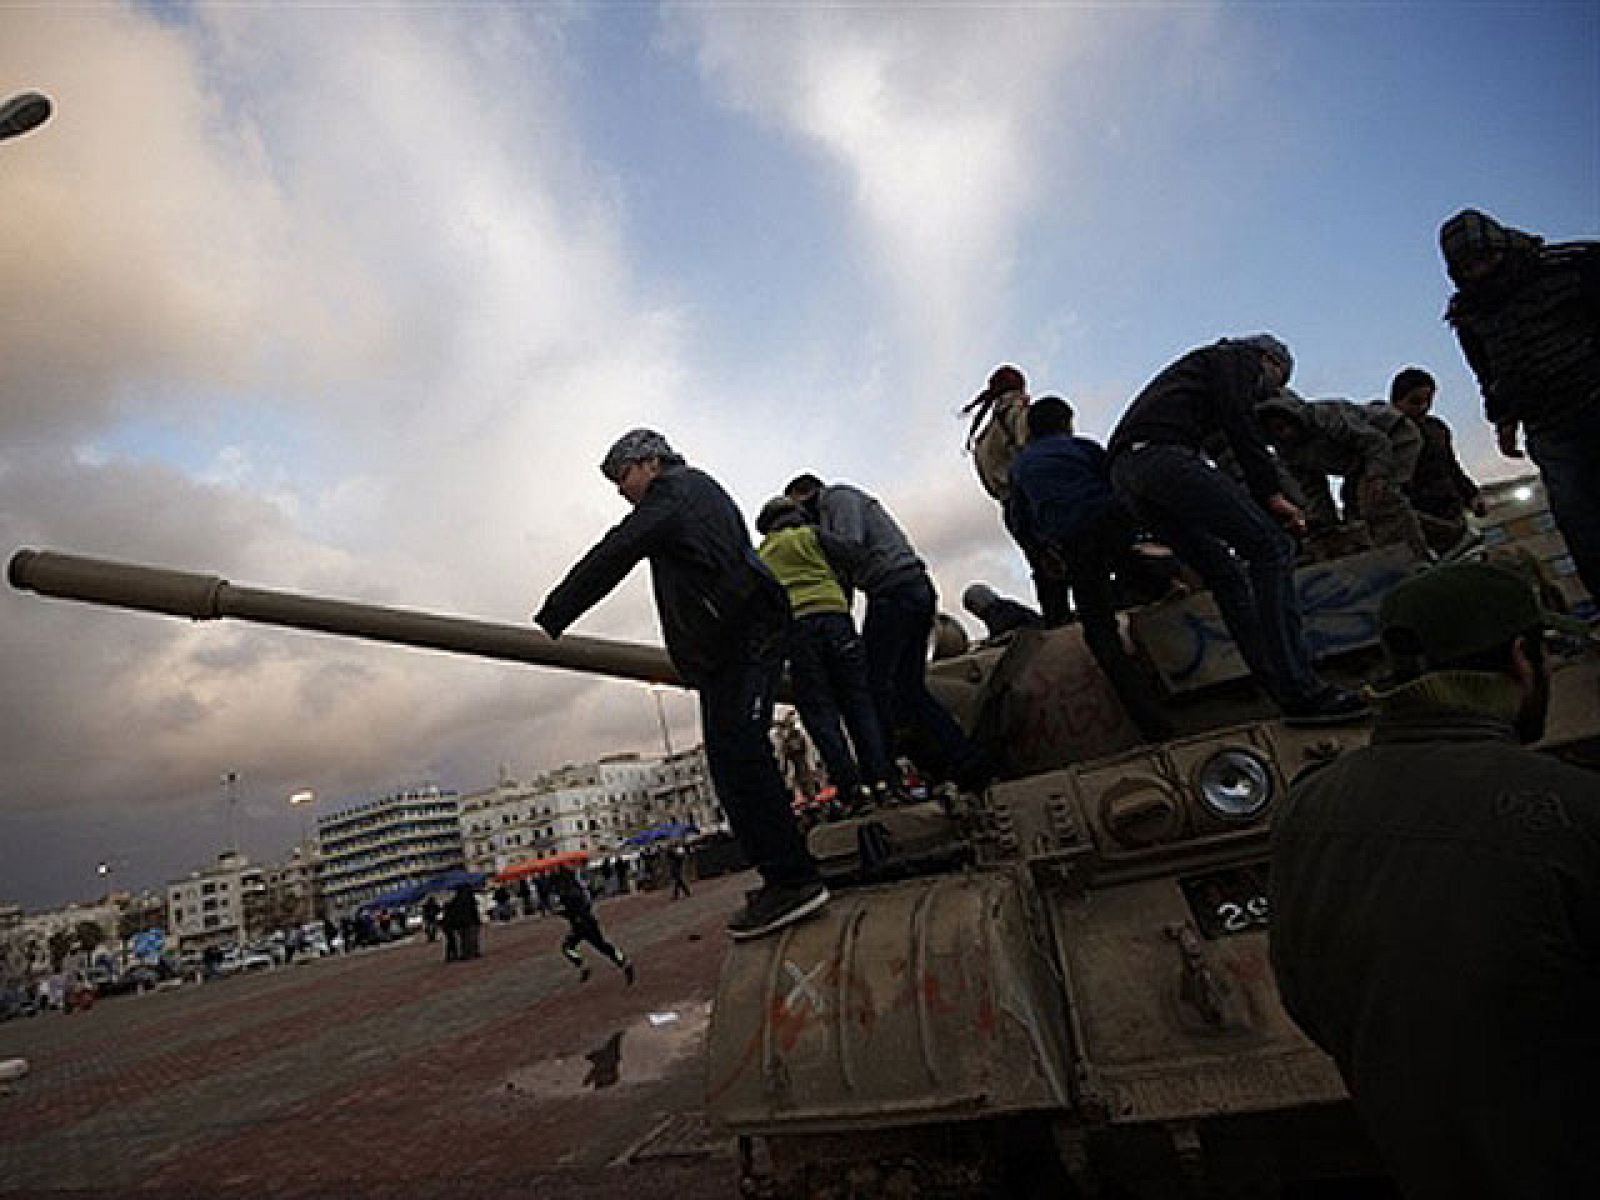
[535,430,827,941]
[1008,397,1172,740]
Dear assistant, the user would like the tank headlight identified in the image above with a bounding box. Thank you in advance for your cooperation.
[1196,749,1273,820]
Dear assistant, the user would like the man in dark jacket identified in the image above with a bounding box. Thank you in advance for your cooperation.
[1388,366,1486,556]
[1107,335,1367,725]
[440,884,480,962]
[536,430,827,941]
[1440,208,1600,601]
[1270,561,1600,1199]
[1007,396,1171,740]
[550,867,634,985]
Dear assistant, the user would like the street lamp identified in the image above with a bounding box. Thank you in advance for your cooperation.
[95,860,125,972]
[0,92,52,143]
[649,686,675,757]
[289,789,316,853]
[222,771,241,855]
[289,790,317,922]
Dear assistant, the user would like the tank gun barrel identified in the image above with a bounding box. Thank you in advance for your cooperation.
[7,548,683,688]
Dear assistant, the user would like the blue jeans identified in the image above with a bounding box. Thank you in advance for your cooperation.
[698,629,819,887]
[789,611,894,793]
[1527,404,1600,606]
[863,575,984,779]
[1111,444,1325,707]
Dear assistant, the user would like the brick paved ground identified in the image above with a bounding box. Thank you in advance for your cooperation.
[0,874,753,1199]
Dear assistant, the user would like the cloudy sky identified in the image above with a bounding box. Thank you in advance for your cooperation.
[2,3,1595,910]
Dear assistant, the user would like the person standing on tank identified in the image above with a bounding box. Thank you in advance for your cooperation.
[1439,208,1600,603]
[534,430,828,942]
[782,473,995,791]
[1387,366,1487,557]
[1106,335,1368,726]
[755,495,897,809]
[1006,396,1173,741]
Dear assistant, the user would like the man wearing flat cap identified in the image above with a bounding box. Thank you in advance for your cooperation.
[1270,561,1600,1198]
[534,429,829,940]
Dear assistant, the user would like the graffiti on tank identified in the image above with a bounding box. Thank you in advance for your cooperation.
[1165,560,1409,685]
[1007,648,1131,763]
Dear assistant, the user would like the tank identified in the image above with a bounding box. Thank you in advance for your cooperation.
[10,534,1599,1198]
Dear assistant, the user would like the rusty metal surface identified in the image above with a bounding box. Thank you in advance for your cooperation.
[1048,876,1345,1125]
[1028,722,1360,1127]
[705,871,1072,1135]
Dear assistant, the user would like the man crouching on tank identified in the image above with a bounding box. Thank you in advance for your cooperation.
[534,429,829,941]
[1269,561,1600,1198]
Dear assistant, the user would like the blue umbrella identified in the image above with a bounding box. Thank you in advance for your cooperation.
[621,821,700,847]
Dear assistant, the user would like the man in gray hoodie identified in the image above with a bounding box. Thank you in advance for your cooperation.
[784,474,994,791]
[1255,389,1430,558]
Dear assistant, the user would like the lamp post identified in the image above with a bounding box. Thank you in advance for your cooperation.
[650,686,675,757]
[289,789,316,852]
[222,771,241,856]
[95,860,125,973]
[0,92,51,143]
[289,790,317,922]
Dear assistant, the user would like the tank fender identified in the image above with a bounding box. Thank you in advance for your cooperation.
[705,869,1074,1136]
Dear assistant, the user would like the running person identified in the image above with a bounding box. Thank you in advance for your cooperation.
[550,868,634,984]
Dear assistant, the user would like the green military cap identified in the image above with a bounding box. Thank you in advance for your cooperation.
[1379,561,1545,670]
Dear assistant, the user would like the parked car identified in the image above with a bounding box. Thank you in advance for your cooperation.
[93,965,161,998]
[236,947,276,973]
[0,984,39,1022]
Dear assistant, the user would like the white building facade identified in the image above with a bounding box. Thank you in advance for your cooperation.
[167,851,263,950]
[317,784,464,915]
[460,747,722,875]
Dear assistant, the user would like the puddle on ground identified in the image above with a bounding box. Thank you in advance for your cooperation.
[500,1000,711,1098]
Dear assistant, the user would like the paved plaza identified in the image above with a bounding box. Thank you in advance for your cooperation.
[0,874,751,1199]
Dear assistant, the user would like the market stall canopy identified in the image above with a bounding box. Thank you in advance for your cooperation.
[621,821,700,847]
[360,868,486,911]
[493,850,589,884]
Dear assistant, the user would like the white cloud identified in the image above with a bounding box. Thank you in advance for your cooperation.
[669,8,1083,398]
[0,6,707,906]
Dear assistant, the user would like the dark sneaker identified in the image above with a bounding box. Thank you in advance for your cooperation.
[951,751,998,794]
[1282,686,1371,728]
[726,880,830,941]
[623,961,636,987]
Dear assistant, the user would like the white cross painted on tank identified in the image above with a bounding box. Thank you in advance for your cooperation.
[782,959,827,1016]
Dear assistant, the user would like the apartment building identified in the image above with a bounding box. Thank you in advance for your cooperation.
[167,851,264,950]
[459,775,560,876]
[461,748,722,875]
[317,784,464,915]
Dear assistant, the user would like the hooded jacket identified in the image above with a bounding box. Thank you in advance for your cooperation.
[1259,388,1421,478]
[808,483,927,596]
[536,464,788,687]
[1441,210,1600,431]
[1107,339,1284,505]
